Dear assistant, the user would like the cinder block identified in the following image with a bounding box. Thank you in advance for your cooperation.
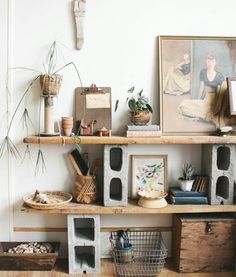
[103,145,128,206]
[67,215,100,274]
[68,215,100,244]
[202,144,235,205]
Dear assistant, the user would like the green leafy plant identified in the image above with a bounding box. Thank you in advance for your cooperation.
[0,41,83,174]
[181,163,194,180]
[115,87,153,113]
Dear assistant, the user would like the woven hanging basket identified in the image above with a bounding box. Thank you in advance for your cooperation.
[73,175,97,204]
[40,74,63,96]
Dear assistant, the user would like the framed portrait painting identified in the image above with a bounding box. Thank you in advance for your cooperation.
[159,36,236,135]
[132,155,167,198]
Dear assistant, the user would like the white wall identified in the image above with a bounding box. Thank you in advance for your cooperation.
[0,0,13,241]
[1,0,236,254]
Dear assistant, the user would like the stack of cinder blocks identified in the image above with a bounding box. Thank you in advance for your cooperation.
[67,215,100,274]
[103,145,128,206]
[202,144,235,205]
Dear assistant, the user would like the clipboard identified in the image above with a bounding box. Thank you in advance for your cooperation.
[75,86,112,134]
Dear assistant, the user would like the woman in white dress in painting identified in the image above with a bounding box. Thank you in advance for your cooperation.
[178,53,226,127]
[164,52,191,96]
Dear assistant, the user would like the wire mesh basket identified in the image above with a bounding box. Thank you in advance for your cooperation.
[110,230,168,277]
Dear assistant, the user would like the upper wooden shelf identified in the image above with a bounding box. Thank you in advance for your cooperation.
[23,135,236,145]
[21,200,236,215]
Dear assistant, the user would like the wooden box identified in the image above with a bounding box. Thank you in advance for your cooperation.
[0,242,60,271]
[173,213,236,273]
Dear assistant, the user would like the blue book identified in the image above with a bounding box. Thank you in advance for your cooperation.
[170,188,206,197]
[170,196,208,205]
[127,124,160,131]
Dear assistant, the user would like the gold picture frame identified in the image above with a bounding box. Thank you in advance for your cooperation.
[131,155,167,199]
[159,36,236,135]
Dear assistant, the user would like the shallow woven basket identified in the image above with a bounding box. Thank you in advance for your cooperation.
[40,74,63,96]
[73,175,97,204]
[23,191,72,210]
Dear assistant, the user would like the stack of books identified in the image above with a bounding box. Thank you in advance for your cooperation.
[170,187,208,204]
[126,124,161,137]
[191,176,208,192]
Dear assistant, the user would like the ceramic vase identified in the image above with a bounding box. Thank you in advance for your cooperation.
[44,96,55,134]
[130,110,150,125]
[62,117,73,136]
[179,179,194,191]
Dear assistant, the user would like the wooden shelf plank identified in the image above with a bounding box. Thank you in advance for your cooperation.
[21,200,236,215]
[23,135,236,145]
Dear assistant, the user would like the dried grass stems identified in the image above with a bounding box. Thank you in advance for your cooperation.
[0,41,83,174]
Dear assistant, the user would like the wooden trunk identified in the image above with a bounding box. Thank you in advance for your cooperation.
[173,214,236,273]
[0,242,59,271]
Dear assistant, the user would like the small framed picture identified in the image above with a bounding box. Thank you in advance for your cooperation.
[227,77,236,115]
[131,155,167,198]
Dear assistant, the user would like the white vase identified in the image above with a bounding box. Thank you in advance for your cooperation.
[179,179,194,191]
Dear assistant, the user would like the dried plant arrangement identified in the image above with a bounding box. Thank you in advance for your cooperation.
[0,41,83,174]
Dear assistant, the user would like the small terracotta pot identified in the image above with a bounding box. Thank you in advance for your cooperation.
[61,117,73,136]
[130,110,150,126]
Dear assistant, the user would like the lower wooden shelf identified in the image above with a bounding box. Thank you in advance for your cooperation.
[21,199,236,215]
[1,258,235,277]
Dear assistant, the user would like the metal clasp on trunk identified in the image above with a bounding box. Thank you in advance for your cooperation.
[206,222,212,233]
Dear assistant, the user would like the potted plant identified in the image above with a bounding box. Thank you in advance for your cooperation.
[114,230,133,263]
[179,163,195,191]
[115,87,153,125]
[0,41,82,174]
[40,42,63,96]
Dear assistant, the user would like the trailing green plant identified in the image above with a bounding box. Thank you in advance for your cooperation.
[181,163,194,180]
[0,41,83,174]
[115,86,153,113]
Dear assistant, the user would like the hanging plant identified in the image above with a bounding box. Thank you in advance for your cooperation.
[0,41,83,174]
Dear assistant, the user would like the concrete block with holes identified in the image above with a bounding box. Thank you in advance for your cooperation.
[67,214,100,274]
[103,145,128,206]
[202,144,235,205]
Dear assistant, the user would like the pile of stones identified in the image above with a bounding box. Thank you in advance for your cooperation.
[5,242,54,254]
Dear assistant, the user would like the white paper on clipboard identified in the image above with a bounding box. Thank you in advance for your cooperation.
[86,93,111,109]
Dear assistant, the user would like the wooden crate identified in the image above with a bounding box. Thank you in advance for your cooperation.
[173,213,236,273]
[0,242,60,271]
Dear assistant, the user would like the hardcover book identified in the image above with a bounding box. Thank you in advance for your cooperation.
[69,148,88,176]
[127,124,160,131]
[170,196,209,205]
[126,130,162,137]
[170,188,206,197]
